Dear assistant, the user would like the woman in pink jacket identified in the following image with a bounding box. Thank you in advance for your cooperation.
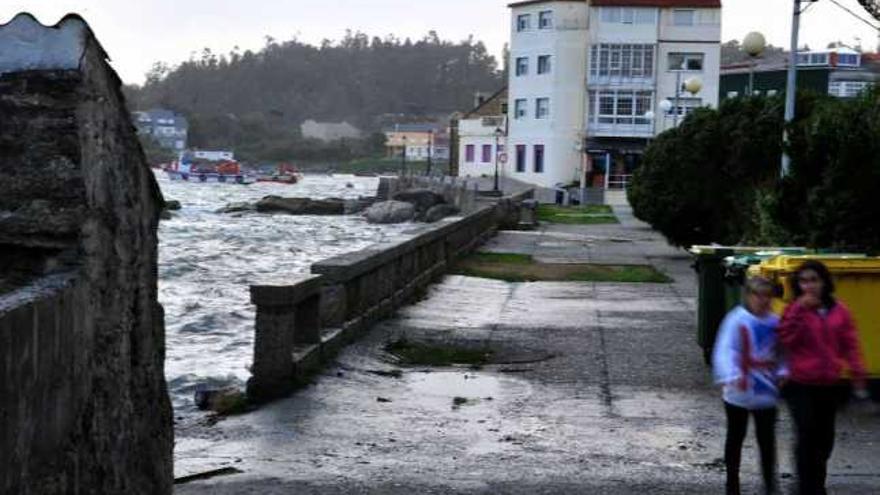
[778,260,867,495]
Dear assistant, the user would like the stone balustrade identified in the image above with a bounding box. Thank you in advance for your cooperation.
[246,191,532,403]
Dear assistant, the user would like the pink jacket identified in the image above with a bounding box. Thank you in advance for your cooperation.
[778,301,867,386]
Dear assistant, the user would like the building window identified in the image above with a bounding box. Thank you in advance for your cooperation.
[672,9,695,26]
[534,145,545,173]
[837,53,860,66]
[662,97,702,117]
[600,7,656,25]
[515,56,529,76]
[515,145,527,172]
[501,103,509,114]
[537,55,552,74]
[514,99,528,119]
[517,14,531,32]
[590,44,655,80]
[588,90,654,126]
[829,80,871,98]
[481,144,492,163]
[535,98,550,119]
[539,10,553,29]
[668,53,704,72]
[465,144,475,163]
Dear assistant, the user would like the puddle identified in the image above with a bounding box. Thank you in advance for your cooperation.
[405,371,530,456]
[405,371,505,410]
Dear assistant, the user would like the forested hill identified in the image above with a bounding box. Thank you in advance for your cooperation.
[124,31,504,161]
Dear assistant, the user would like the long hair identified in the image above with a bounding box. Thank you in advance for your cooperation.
[789,260,836,308]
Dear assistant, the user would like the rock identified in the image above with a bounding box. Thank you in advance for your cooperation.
[194,387,249,414]
[392,188,445,214]
[255,196,345,215]
[159,210,173,220]
[216,202,255,214]
[343,197,376,215]
[164,199,182,210]
[424,204,460,223]
[364,201,415,224]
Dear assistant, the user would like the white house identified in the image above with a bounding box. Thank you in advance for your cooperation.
[457,88,508,178]
[506,0,721,190]
[191,150,235,161]
[300,119,362,142]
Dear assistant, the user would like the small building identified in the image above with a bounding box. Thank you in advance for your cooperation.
[190,150,235,161]
[457,88,508,179]
[720,48,880,101]
[384,123,448,162]
[300,119,362,142]
[133,108,188,151]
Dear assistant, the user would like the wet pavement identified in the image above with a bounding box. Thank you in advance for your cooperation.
[176,205,880,494]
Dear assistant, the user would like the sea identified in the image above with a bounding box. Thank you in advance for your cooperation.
[154,171,411,416]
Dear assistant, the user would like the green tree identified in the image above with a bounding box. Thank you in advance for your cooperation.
[771,87,880,252]
[629,97,783,247]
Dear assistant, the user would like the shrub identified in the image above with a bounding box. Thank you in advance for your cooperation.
[770,87,880,253]
[629,97,782,248]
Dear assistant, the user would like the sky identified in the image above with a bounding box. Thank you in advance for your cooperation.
[4,0,879,85]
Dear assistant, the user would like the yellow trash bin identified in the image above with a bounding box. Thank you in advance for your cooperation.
[748,255,880,378]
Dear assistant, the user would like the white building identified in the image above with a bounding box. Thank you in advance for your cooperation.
[457,88,508,178]
[507,0,721,190]
[300,119,362,142]
[191,150,235,161]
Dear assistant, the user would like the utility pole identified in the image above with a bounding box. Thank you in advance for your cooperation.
[782,0,803,177]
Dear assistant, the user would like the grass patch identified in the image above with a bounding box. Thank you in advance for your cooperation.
[468,252,534,265]
[536,204,618,225]
[384,338,493,367]
[451,252,671,283]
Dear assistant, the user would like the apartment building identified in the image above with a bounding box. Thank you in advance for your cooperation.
[507,0,721,189]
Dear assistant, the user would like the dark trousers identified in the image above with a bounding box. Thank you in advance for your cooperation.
[785,383,842,495]
[724,402,777,495]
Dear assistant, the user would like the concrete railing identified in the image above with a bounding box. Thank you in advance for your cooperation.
[246,191,532,403]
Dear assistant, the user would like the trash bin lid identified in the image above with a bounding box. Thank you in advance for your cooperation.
[756,254,880,275]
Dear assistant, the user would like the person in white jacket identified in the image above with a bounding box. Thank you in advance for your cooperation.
[713,277,787,495]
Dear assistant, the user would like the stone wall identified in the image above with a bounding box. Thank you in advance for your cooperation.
[0,14,172,494]
[246,191,532,403]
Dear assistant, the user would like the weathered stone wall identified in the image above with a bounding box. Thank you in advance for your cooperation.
[246,192,532,403]
[378,175,480,213]
[0,14,172,494]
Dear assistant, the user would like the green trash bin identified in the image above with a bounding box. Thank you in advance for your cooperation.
[689,246,806,365]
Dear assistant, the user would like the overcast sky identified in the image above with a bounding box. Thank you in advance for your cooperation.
[4,0,879,84]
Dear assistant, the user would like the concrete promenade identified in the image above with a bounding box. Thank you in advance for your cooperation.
[176,205,880,494]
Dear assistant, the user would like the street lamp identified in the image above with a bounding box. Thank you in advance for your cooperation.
[493,127,505,193]
[426,129,434,176]
[400,135,407,177]
[663,76,702,127]
[743,31,767,96]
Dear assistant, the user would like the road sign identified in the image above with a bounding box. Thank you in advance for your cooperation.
[498,152,508,164]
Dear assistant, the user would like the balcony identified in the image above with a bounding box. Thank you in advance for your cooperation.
[587,119,654,138]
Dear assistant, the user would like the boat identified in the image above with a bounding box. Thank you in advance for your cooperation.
[255,163,302,185]
[163,153,256,185]
[165,170,256,184]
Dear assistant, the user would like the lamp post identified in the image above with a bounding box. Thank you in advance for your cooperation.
[661,76,702,128]
[493,127,504,193]
[426,129,434,176]
[400,135,407,177]
[782,0,804,177]
[743,31,767,96]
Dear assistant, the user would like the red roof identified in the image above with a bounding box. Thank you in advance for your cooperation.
[591,0,721,6]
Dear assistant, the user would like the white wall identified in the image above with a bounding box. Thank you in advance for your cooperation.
[655,7,721,134]
[508,1,588,189]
